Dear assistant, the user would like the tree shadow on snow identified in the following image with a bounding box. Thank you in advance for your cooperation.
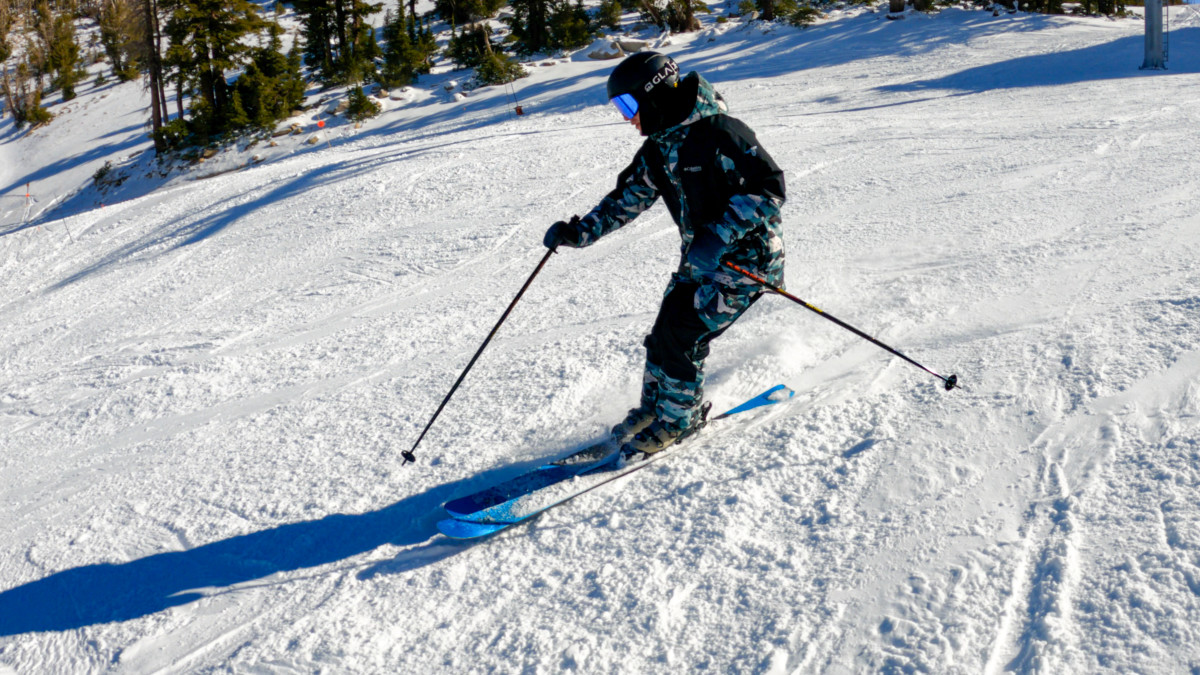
[0,457,550,637]
[875,26,1200,95]
[37,117,619,290]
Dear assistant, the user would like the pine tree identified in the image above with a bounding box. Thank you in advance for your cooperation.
[380,6,417,87]
[435,0,504,25]
[595,0,622,31]
[474,51,526,86]
[447,23,492,68]
[508,0,550,54]
[233,20,305,128]
[548,0,589,50]
[141,0,170,151]
[47,11,83,100]
[405,15,436,75]
[0,0,13,64]
[294,0,381,85]
[345,84,379,120]
[662,0,702,31]
[97,0,140,81]
[510,0,592,53]
[163,0,265,137]
[1,59,53,128]
[295,0,334,81]
[28,1,55,90]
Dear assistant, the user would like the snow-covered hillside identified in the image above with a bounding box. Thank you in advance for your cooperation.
[2,6,1200,673]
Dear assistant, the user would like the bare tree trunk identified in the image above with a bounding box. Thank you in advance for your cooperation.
[151,0,168,123]
[638,0,665,29]
[142,0,165,149]
[889,0,905,12]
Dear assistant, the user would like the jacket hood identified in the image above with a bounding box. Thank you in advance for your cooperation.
[651,72,727,138]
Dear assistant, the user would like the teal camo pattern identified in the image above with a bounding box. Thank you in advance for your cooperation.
[574,72,785,293]
[644,278,759,431]
[573,73,785,432]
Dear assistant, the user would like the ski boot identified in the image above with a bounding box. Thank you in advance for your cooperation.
[610,406,656,444]
[619,402,711,463]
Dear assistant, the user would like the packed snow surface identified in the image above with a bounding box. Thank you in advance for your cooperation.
[2,6,1200,673]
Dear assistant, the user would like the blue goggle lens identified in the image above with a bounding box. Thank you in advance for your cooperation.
[611,93,639,119]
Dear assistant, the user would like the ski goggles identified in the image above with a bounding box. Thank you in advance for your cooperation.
[611,93,639,120]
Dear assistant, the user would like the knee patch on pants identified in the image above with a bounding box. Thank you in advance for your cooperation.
[644,281,759,382]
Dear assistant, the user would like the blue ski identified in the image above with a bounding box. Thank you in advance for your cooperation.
[438,385,794,539]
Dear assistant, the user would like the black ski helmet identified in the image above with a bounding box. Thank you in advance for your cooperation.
[607,51,682,135]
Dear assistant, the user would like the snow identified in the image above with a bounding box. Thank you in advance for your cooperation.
[3,5,1200,673]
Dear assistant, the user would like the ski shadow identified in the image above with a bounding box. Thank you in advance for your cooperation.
[0,457,555,637]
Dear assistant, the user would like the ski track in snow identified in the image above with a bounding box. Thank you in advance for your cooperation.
[2,6,1200,673]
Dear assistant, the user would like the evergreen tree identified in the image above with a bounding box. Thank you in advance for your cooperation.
[233,21,305,128]
[434,0,504,26]
[756,0,779,21]
[594,0,622,31]
[293,0,381,85]
[414,16,437,74]
[97,0,140,81]
[345,83,379,120]
[1,59,53,127]
[661,0,702,31]
[141,0,171,150]
[28,1,55,90]
[348,6,380,82]
[507,0,550,54]
[447,23,493,68]
[285,44,305,102]
[474,50,526,86]
[547,0,589,50]
[163,0,264,137]
[47,11,83,100]
[379,6,421,87]
[295,0,334,80]
[0,0,13,63]
[510,0,593,53]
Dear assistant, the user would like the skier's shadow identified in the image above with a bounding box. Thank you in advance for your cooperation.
[0,462,542,637]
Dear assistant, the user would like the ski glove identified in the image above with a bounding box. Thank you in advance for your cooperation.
[544,216,584,250]
[687,227,725,277]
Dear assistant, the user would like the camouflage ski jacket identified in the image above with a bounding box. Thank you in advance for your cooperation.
[571,72,786,292]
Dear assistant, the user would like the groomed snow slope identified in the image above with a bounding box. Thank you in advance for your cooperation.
[2,7,1200,673]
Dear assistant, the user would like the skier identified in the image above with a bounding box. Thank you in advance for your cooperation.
[543,51,787,460]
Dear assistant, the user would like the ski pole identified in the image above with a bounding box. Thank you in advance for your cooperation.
[403,248,556,465]
[723,262,959,391]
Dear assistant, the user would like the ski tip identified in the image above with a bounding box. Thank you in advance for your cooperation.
[766,385,795,402]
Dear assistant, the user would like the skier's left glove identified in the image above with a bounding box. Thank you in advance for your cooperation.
[686,227,725,277]
[544,216,584,250]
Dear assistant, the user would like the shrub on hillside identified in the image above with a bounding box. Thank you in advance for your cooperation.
[346,86,382,121]
[475,52,528,86]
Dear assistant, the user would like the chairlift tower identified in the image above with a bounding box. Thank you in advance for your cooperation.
[1142,0,1167,70]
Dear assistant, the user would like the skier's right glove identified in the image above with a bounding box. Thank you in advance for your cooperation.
[544,216,584,250]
